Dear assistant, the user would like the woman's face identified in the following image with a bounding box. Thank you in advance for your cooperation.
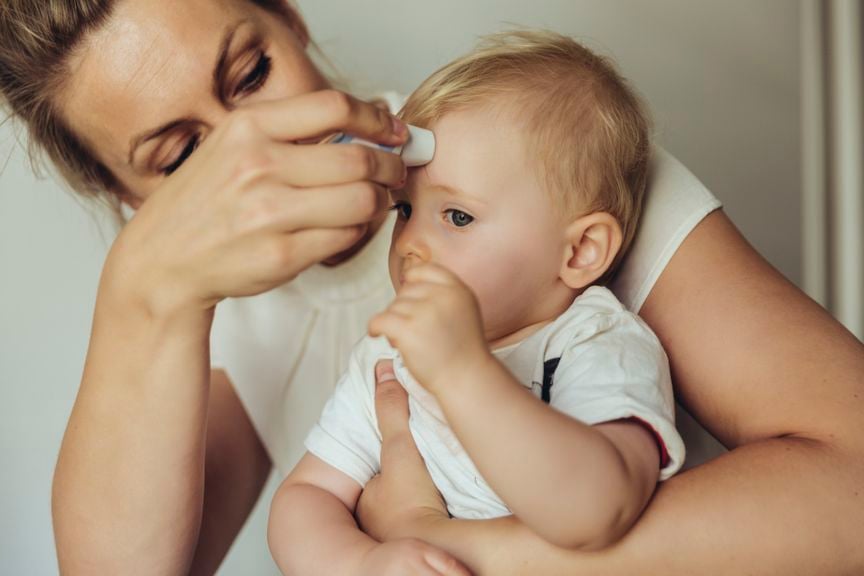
[61,0,328,200]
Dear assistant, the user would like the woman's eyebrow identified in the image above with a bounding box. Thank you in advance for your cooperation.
[126,19,251,165]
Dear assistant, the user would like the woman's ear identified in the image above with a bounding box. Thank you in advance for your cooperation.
[559,212,623,290]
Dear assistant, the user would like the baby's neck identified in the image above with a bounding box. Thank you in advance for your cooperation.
[487,288,584,350]
[488,318,554,350]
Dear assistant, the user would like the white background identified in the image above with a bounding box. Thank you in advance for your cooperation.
[0,1,799,574]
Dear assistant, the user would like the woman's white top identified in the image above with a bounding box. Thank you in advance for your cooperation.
[210,148,722,475]
[305,286,685,519]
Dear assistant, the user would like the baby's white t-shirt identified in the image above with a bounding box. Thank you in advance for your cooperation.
[305,286,685,519]
[211,148,722,475]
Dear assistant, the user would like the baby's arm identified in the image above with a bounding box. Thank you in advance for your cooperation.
[369,264,662,550]
[268,453,469,576]
[438,357,659,550]
[268,453,371,575]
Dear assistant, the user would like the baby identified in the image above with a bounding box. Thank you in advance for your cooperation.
[268,30,685,575]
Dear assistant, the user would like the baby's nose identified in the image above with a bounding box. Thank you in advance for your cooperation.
[394,227,430,261]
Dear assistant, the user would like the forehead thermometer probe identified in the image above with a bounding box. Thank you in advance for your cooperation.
[322,125,436,167]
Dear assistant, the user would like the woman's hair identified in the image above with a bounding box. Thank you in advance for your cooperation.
[0,0,301,214]
[400,30,653,277]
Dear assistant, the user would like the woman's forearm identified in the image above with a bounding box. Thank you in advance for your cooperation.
[52,273,214,575]
[407,436,864,576]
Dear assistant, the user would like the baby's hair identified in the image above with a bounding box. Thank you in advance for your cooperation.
[400,29,652,279]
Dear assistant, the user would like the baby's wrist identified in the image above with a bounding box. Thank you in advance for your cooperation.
[429,349,499,400]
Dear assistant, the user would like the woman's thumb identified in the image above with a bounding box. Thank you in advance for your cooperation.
[374,360,410,440]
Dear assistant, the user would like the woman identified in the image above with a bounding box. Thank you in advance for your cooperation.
[1,1,860,575]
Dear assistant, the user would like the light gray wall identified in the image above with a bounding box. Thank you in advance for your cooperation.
[0,1,800,574]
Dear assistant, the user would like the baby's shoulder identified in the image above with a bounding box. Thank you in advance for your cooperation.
[551,286,664,358]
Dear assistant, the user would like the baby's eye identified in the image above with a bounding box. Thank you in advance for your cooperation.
[390,201,412,220]
[444,209,474,227]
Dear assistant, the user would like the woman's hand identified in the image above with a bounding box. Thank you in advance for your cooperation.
[356,361,451,542]
[106,90,408,319]
[358,540,472,576]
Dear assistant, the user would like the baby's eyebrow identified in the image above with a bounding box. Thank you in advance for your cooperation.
[429,183,487,205]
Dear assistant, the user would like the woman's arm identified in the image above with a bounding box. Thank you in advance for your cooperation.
[52,91,409,575]
[189,371,272,575]
[359,209,864,575]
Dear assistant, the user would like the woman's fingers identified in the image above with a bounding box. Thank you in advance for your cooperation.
[271,141,406,188]
[279,226,365,275]
[238,182,389,234]
[249,89,407,146]
[373,361,412,441]
[237,227,364,289]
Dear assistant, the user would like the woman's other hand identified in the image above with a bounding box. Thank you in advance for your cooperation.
[106,90,408,318]
[358,539,472,576]
[356,361,450,542]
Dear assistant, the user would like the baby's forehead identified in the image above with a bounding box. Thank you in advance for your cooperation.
[402,119,552,211]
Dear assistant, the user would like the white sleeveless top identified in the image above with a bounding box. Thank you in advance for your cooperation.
[210,147,722,475]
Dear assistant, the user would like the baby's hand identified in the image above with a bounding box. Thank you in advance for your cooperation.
[358,539,471,576]
[368,263,491,395]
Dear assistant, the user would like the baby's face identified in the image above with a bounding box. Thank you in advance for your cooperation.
[389,107,570,342]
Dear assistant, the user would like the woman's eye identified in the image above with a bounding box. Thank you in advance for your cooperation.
[390,202,412,220]
[445,209,474,227]
[161,135,201,176]
[234,51,272,98]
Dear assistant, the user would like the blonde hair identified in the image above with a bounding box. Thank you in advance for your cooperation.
[400,30,652,277]
[0,0,303,216]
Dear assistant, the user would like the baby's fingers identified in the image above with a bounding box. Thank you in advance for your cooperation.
[402,262,460,286]
[368,309,409,345]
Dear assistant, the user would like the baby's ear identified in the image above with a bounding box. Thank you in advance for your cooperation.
[558,212,623,290]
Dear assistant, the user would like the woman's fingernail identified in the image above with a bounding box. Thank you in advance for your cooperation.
[375,361,396,383]
[391,116,407,137]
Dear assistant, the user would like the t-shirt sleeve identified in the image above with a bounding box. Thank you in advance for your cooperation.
[550,313,685,481]
[610,148,722,312]
[304,338,383,488]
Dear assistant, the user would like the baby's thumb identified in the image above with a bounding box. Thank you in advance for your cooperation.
[374,360,410,440]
